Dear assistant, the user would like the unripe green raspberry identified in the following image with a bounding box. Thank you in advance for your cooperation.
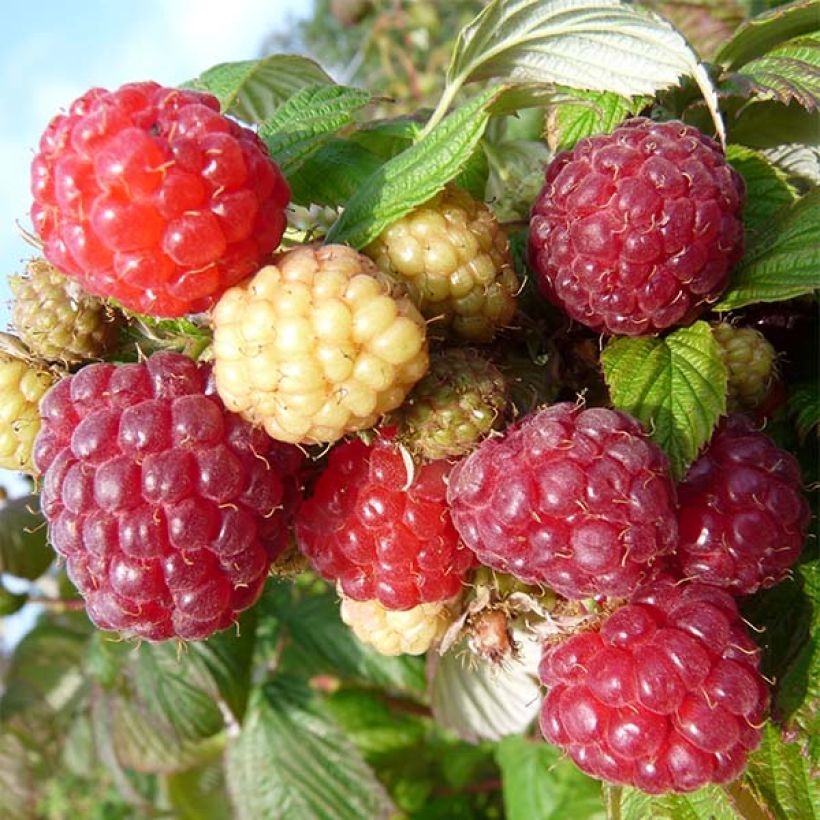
[0,350,56,473]
[712,322,777,412]
[394,348,507,460]
[365,186,518,342]
[10,259,122,364]
[340,594,456,656]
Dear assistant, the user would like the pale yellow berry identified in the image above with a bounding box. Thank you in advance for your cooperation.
[712,323,777,412]
[365,186,518,342]
[0,355,56,473]
[211,245,429,445]
[339,595,457,656]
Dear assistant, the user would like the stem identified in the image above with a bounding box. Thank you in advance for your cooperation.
[419,79,462,139]
[27,596,86,611]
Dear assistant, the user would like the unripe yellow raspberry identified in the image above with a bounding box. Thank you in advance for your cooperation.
[712,323,777,412]
[211,244,429,444]
[339,595,456,656]
[0,355,56,473]
[365,186,518,342]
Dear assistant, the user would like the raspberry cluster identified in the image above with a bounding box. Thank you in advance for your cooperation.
[296,436,474,610]
[31,82,290,316]
[676,416,809,594]
[33,352,303,641]
[540,578,769,793]
[529,118,745,335]
[447,403,677,599]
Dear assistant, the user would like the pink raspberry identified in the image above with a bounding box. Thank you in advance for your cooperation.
[676,416,810,594]
[529,118,745,335]
[30,82,290,317]
[447,403,677,600]
[540,577,769,793]
[295,436,474,609]
[33,352,303,641]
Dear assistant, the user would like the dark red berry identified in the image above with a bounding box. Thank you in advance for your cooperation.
[34,352,303,641]
[295,437,474,609]
[447,403,677,600]
[676,416,810,594]
[529,118,745,335]
[31,82,290,317]
[539,577,768,793]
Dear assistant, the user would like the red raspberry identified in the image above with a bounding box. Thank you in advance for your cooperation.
[30,82,290,317]
[295,437,474,609]
[529,118,745,335]
[33,352,303,641]
[676,416,810,594]
[446,403,677,600]
[539,577,769,793]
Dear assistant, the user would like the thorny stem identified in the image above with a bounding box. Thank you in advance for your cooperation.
[26,596,86,611]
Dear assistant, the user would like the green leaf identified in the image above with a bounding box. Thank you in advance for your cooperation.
[326,87,502,249]
[428,639,542,743]
[601,322,728,480]
[744,723,820,819]
[764,142,820,186]
[546,89,645,152]
[225,678,395,820]
[185,55,334,122]
[455,143,490,201]
[725,144,798,235]
[617,784,742,819]
[277,590,426,693]
[716,0,820,69]
[0,582,27,616]
[0,495,53,581]
[442,0,722,141]
[0,731,36,819]
[496,736,605,820]
[728,32,820,110]
[259,85,371,178]
[789,382,820,440]
[287,138,383,208]
[166,758,232,820]
[714,187,820,311]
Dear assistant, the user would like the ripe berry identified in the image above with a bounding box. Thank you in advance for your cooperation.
[33,352,303,641]
[212,244,429,445]
[11,258,122,363]
[340,594,455,656]
[712,323,778,413]
[529,118,745,335]
[393,348,507,461]
[0,351,56,473]
[31,82,289,317]
[539,577,769,793]
[447,403,677,600]
[296,436,474,609]
[365,186,518,342]
[676,416,809,594]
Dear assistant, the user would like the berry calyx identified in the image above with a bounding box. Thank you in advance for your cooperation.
[31,82,290,317]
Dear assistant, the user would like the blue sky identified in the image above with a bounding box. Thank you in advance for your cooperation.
[0,0,309,648]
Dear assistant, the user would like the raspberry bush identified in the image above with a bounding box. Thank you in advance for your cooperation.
[1,1,817,817]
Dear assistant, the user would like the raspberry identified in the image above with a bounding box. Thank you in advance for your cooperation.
[529,118,745,335]
[30,82,289,317]
[676,416,809,595]
[32,352,303,641]
[11,258,122,363]
[296,436,474,609]
[393,348,507,461]
[712,323,778,413]
[447,403,677,600]
[539,577,769,793]
[212,244,429,444]
[340,594,455,656]
[365,186,518,342]
[0,351,56,472]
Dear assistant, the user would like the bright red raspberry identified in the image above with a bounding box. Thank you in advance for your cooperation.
[676,416,810,594]
[33,352,303,641]
[31,82,290,317]
[295,437,474,609]
[446,403,677,600]
[539,577,769,793]
[529,118,745,335]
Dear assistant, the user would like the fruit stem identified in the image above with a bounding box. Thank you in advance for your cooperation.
[26,596,86,611]
[419,80,462,139]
